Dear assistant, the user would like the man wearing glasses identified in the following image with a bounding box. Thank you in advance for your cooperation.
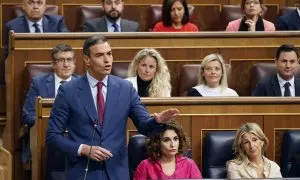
[21,44,79,177]
[83,0,140,32]
[3,0,68,59]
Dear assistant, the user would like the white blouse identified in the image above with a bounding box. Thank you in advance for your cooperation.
[192,84,238,96]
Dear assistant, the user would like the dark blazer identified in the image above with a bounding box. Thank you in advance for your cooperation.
[46,74,164,180]
[21,73,79,164]
[252,74,300,96]
[3,15,69,59]
[82,16,140,32]
[277,9,300,30]
[289,155,300,177]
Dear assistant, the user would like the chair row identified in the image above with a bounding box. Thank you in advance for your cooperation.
[23,62,300,97]
[1,3,297,33]
[128,130,300,179]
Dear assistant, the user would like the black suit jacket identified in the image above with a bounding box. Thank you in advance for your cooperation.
[3,15,69,59]
[252,74,300,96]
[82,16,140,32]
[277,9,300,30]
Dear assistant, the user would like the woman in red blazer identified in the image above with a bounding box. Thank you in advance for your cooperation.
[153,0,198,32]
[226,0,275,32]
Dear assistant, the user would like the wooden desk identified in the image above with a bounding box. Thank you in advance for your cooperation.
[33,97,300,180]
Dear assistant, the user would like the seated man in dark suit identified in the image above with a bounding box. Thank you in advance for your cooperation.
[83,0,139,32]
[22,44,79,179]
[252,44,300,96]
[289,154,300,177]
[277,6,300,30]
[3,0,69,59]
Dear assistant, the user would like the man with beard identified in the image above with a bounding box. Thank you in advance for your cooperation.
[83,0,139,32]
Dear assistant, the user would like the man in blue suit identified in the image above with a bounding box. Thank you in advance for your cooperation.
[22,44,79,180]
[46,35,179,180]
[276,6,300,30]
[3,0,68,59]
[252,44,300,96]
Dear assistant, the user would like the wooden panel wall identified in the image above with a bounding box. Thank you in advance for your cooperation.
[32,97,300,180]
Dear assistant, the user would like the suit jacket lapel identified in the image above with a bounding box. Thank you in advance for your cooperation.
[21,16,30,32]
[294,78,300,96]
[293,10,300,29]
[42,15,49,32]
[271,74,282,96]
[99,17,108,32]
[102,75,120,130]
[46,73,55,97]
[78,75,101,133]
[120,20,126,32]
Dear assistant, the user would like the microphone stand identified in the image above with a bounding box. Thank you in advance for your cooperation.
[83,120,98,180]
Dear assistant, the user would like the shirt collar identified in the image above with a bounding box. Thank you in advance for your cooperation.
[86,71,108,87]
[54,73,72,83]
[105,17,121,29]
[245,156,271,169]
[297,8,300,17]
[26,16,43,28]
[277,73,295,89]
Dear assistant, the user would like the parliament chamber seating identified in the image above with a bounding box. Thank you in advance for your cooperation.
[250,63,300,95]
[111,62,130,79]
[128,134,147,180]
[178,64,233,96]
[146,4,195,32]
[278,6,297,18]
[218,4,275,31]
[20,63,53,170]
[12,5,59,17]
[74,5,105,32]
[281,130,300,177]
[1,5,59,46]
[128,134,192,180]
[202,131,236,179]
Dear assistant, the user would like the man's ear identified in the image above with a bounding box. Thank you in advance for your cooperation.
[83,55,90,66]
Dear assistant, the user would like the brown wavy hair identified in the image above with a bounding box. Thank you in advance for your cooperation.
[146,120,190,162]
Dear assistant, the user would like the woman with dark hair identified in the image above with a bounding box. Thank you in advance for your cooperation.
[226,0,275,31]
[134,120,202,179]
[153,0,198,32]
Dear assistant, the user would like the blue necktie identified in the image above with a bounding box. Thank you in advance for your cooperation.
[112,23,119,32]
[33,23,41,33]
[284,82,291,96]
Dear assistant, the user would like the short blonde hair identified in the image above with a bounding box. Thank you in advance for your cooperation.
[198,54,228,89]
[127,48,171,97]
[231,123,269,164]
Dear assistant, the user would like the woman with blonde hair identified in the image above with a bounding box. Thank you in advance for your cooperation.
[187,53,238,96]
[227,123,282,179]
[127,48,171,97]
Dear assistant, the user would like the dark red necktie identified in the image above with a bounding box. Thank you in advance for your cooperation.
[97,82,105,126]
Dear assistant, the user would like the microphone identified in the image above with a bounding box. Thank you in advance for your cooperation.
[83,119,98,180]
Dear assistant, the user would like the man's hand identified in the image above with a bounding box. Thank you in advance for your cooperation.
[81,145,113,162]
[154,108,179,124]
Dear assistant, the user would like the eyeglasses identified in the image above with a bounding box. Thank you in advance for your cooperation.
[55,58,74,64]
[26,0,45,7]
[245,0,260,5]
[104,0,122,5]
